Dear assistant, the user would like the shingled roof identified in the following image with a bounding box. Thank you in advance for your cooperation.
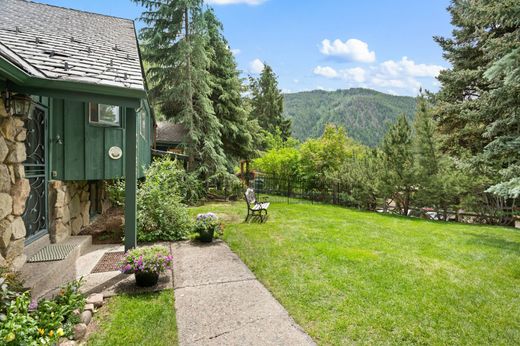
[156,122,190,144]
[0,0,145,91]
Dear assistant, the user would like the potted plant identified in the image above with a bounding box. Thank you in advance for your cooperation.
[195,213,221,242]
[119,246,173,287]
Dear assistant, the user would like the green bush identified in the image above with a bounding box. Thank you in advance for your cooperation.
[208,172,243,200]
[106,158,203,207]
[137,158,193,242]
[105,180,126,207]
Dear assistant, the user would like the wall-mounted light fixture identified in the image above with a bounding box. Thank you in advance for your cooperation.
[8,93,34,119]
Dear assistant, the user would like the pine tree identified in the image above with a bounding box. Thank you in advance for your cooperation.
[134,0,226,180]
[380,114,417,215]
[249,64,291,138]
[204,9,258,166]
[434,0,520,199]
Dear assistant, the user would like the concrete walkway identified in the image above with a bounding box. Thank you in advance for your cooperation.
[171,240,315,346]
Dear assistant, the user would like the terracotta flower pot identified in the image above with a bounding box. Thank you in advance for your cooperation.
[134,271,159,287]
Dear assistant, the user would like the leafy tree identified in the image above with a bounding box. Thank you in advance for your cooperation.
[134,0,226,180]
[300,124,364,189]
[252,147,301,181]
[249,64,292,140]
[204,9,259,166]
[434,0,520,202]
[380,114,417,215]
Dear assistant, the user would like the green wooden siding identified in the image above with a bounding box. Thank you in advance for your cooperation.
[49,98,151,180]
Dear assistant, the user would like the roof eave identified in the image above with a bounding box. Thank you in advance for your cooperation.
[0,56,146,105]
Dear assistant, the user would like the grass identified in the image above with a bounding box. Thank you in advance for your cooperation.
[191,200,520,345]
[87,290,177,346]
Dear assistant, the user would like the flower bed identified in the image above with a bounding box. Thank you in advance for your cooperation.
[0,273,85,345]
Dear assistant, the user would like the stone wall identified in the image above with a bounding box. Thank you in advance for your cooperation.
[49,181,91,243]
[0,97,30,271]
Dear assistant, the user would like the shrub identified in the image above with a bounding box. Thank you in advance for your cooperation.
[105,180,126,207]
[105,158,203,207]
[208,172,243,200]
[145,157,203,206]
[137,158,193,241]
[119,245,173,274]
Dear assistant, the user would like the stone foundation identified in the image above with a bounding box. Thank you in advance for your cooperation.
[49,181,91,243]
[0,96,30,271]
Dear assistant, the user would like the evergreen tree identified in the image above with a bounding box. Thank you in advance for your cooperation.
[249,64,291,139]
[380,114,417,215]
[134,0,226,180]
[434,0,520,199]
[413,95,462,217]
[204,9,258,166]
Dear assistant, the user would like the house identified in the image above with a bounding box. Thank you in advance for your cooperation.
[0,0,152,273]
[154,121,190,168]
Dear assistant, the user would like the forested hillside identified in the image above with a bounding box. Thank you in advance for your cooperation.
[284,88,416,146]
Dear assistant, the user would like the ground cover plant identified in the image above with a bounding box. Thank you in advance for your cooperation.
[0,276,85,345]
[191,201,520,345]
[88,290,177,346]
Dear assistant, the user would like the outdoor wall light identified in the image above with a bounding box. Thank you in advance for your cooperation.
[9,93,34,119]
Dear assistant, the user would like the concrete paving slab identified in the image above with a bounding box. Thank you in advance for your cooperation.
[172,241,315,346]
[172,240,255,288]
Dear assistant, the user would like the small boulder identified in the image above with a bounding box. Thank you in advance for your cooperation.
[86,293,104,308]
[10,217,26,240]
[80,310,92,325]
[83,303,95,312]
[0,138,8,162]
[73,323,87,340]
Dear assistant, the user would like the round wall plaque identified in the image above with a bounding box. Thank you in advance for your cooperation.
[108,146,123,160]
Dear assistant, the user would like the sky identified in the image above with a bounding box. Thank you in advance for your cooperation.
[36,0,453,96]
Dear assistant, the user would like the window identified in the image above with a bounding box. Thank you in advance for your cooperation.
[89,103,120,126]
[139,107,147,138]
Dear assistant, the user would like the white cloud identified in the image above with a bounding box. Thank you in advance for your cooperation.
[230,48,241,56]
[293,79,299,84]
[320,38,376,63]
[312,56,443,95]
[380,57,443,78]
[314,66,366,83]
[206,0,266,5]
[340,67,366,83]
[313,66,338,78]
[249,59,265,74]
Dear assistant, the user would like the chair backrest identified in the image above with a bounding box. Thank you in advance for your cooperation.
[245,188,256,205]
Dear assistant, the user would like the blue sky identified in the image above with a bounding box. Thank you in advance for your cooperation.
[37,0,453,96]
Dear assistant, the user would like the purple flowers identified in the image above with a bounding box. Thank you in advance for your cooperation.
[28,299,38,311]
[196,212,218,222]
[119,245,173,274]
[195,212,221,236]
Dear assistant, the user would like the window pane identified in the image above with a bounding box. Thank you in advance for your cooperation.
[140,109,146,137]
[98,105,120,126]
[89,103,99,122]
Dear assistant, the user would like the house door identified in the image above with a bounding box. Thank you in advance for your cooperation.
[22,104,48,244]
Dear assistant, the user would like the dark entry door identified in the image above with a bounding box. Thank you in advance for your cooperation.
[22,105,48,243]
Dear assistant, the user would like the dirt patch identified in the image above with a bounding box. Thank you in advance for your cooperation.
[80,207,124,245]
[91,251,125,273]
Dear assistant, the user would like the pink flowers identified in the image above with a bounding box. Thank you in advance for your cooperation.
[119,245,173,274]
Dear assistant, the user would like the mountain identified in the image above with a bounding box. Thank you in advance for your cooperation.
[283,88,417,147]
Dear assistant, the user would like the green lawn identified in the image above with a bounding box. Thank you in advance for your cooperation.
[192,201,520,345]
[88,290,177,346]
